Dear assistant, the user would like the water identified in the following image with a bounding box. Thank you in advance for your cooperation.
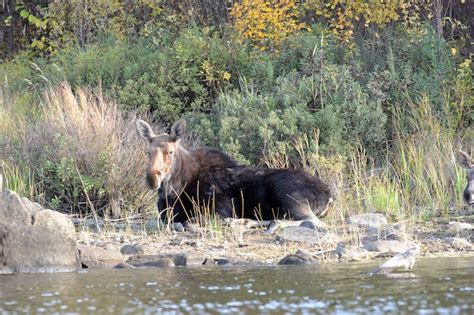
[1,257,473,314]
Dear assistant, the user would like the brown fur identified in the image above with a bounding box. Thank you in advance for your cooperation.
[136,119,333,223]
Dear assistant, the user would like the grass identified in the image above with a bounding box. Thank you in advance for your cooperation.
[0,79,471,247]
[0,81,156,218]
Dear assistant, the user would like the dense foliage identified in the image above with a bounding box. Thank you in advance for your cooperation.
[0,0,472,218]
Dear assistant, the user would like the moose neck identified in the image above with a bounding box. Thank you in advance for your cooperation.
[161,145,199,196]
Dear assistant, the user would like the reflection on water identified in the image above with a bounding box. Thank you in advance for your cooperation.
[1,257,473,314]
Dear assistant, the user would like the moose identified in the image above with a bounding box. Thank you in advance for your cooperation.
[136,118,333,224]
[456,150,474,206]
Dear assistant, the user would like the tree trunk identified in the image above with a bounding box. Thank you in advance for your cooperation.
[6,0,16,57]
[432,0,444,38]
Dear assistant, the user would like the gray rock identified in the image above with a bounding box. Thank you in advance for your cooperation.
[362,224,407,243]
[202,258,231,266]
[202,257,266,267]
[444,237,473,250]
[0,189,79,273]
[83,218,104,232]
[448,222,474,231]
[172,222,185,232]
[113,262,137,269]
[78,245,125,269]
[145,219,161,232]
[363,240,413,254]
[276,226,335,245]
[347,213,388,228]
[127,253,187,268]
[300,220,316,230]
[120,244,145,255]
[278,250,318,265]
[335,244,373,261]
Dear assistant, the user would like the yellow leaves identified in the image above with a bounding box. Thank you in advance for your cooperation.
[201,60,231,84]
[230,0,306,51]
[306,0,404,42]
[223,71,231,81]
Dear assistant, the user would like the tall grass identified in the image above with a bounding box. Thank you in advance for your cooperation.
[0,82,156,217]
[344,96,469,222]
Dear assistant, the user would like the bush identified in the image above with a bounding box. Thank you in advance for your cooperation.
[0,83,154,216]
[2,27,258,125]
[189,61,387,165]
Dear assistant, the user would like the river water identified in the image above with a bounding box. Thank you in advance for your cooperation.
[1,257,473,314]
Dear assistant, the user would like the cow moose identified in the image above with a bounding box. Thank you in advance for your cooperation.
[456,150,474,206]
[136,118,333,223]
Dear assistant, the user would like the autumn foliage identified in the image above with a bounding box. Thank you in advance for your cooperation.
[230,0,306,50]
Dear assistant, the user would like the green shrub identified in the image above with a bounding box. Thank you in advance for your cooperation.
[190,62,387,165]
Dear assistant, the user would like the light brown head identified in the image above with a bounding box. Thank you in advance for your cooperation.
[136,119,187,190]
[456,150,474,206]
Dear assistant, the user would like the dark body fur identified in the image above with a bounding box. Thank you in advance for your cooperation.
[225,166,332,220]
[158,148,332,223]
[157,147,239,223]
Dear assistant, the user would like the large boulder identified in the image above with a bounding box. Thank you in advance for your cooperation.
[0,189,79,273]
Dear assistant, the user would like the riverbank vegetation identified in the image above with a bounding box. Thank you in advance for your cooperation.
[1,1,473,229]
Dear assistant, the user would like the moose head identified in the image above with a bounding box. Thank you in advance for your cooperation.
[136,119,187,190]
[456,150,474,206]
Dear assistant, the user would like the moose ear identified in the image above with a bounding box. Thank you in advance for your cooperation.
[456,150,472,169]
[136,119,156,143]
[170,118,186,141]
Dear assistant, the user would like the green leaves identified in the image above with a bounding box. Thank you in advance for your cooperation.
[19,9,29,18]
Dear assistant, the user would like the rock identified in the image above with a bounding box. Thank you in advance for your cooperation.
[276,226,335,245]
[362,223,408,243]
[347,213,388,229]
[300,220,316,230]
[302,217,327,230]
[172,222,185,232]
[335,244,373,261]
[265,220,280,234]
[278,250,318,265]
[0,189,79,273]
[202,257,266,267]
[70,217,82,227]
[127,253,187,268]
[363,240,413,254]
[78,245,125,269]
[120,244,145,255]
[144,219,160,232]
[443,237,473,250]
[113,262,137,269]
[202,258,231,266]
[448,222,474,231]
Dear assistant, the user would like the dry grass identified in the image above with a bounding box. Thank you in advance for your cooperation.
[1,82,156,217]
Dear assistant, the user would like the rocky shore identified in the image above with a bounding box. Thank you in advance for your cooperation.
[1,188,473,274]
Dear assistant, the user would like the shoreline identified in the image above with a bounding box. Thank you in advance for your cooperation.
[75,216,474,269]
